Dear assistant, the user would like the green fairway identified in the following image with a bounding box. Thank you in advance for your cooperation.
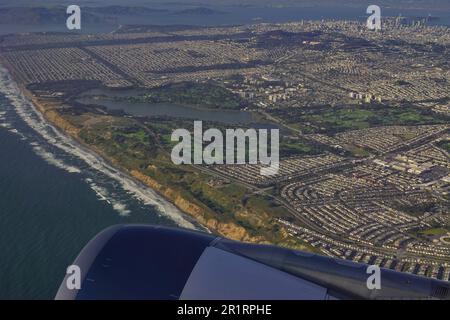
[419,228,449,236]
[272,105,448,134]
[117,82,246,110]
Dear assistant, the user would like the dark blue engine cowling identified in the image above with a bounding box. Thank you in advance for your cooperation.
[55,224,450,300]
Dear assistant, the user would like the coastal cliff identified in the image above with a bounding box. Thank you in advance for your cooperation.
[19,90,313,251]
[27,94,273,244]
[130,169,264,242]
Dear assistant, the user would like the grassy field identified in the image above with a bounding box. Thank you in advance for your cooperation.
[419,228,449,236]
[271,105,448,134]
[117,82,246,110]
[280,138,315,157]
[144,118,322,158]
[78,120,157,168]
[436,140,450,152]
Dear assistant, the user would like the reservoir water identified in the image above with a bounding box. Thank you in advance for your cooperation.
[77,88,255,125]
[0,68,198,299]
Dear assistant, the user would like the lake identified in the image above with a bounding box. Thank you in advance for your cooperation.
[77,88,256,125]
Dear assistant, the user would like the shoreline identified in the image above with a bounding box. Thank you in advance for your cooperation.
[31,95,208,232]
[33,97,270,242]
[0,63,268,243]
[32,94,262,241]
[0,63,204,231]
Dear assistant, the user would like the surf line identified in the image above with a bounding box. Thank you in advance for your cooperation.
[0,65,198,230]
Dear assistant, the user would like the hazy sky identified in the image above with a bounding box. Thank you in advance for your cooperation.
[1,0,450,10]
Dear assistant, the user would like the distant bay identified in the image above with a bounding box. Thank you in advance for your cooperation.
[0,5,448,35]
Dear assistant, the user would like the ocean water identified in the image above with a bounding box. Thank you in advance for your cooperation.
[0,67,199,299]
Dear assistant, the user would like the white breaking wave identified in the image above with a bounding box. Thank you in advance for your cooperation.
[112,203,132,217]
[32,144,82,174]
[87,181,131,216]
[89,182,111,202]
[0,66,196,229]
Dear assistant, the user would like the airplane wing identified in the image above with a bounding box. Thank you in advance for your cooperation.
[55,224,450,300]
